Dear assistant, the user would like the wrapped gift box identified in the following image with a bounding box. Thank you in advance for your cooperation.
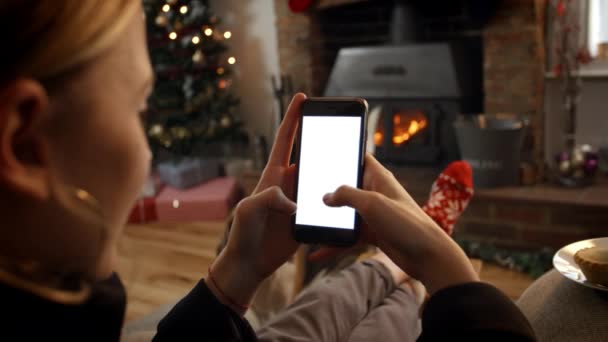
[140,172,163,198]
[156,177,242,222]
[128,197,158,224]
[158,158,220,189]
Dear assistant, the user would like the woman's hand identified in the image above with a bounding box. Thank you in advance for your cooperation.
[208,94,306,313]
[323,154,479,295]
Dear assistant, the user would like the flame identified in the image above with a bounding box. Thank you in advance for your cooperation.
[373,111,428,147]
[374,132,383,145]
[408,121,420,134]
[392,115,427,146]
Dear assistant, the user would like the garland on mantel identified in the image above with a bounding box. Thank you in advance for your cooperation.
[455,238,555,279]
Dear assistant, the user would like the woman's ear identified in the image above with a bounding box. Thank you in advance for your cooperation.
[0,79,51,200]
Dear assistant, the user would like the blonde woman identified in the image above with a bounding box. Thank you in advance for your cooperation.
[0,1,535,341]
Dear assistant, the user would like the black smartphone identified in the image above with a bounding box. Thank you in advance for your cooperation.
[292,97,368,246]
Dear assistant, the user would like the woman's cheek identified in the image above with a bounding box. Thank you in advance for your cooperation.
[115,118,151,222]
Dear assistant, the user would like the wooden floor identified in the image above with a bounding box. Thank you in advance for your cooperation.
[116,221,226,322]
[117,221,535,323]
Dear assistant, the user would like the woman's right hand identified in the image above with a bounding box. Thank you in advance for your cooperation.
[323,154,479,295]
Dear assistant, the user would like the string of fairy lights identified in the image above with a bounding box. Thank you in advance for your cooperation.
[154,0,236,71]
[145,0,245,152]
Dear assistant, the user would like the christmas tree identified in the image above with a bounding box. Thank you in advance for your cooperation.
[144,0,246,161]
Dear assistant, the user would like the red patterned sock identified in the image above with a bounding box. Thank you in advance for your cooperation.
[422,161,474,236]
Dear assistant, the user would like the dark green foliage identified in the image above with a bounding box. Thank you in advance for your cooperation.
[143,0,246,161]
[455,238,555,279]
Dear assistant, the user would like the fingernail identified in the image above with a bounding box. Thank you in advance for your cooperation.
[290,203,297,215]
[323,193,332,203]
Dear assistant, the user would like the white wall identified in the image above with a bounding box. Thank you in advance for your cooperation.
[588,0,608,57]
[545,76,608,164]
[210,0,281,142]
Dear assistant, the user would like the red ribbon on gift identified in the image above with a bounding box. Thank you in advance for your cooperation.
[289,0,314,12]
[128,197,158,224]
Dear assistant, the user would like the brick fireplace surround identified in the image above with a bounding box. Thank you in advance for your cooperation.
[273,0,608,250]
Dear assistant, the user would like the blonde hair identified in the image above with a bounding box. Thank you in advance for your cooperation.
[0,1,140,83]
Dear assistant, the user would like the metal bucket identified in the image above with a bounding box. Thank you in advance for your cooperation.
[454,115,526,188]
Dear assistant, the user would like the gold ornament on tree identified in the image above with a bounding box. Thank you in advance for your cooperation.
[148,124,172,148]
[220,115,232,128]
[155,15,168,27]
[192,49,205,65]
[148,124,164,138]
[170,126,191,140]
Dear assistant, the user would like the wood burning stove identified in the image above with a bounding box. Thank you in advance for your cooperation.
[324,43,482,166]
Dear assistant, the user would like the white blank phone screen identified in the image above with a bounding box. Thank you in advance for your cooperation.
[295,116,362,230]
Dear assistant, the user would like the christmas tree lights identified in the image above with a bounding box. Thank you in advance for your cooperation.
[144,0,246,161]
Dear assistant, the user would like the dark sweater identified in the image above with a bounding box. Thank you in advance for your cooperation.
[1,274,536,341]
[154,280,536,341]
[0,273,126,341]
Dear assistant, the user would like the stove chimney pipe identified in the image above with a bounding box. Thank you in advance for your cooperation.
[390,0,419,44]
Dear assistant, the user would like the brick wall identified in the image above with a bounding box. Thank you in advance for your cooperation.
[482,0,546,174]
[279,1,546,116]
[274,0,316,95]
[455,197,607,250]
[274,0,395,96]
[395,167,607,251]
[483,1,543,115]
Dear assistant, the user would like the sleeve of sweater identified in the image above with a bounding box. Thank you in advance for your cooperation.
[152,279,256,342]
[418,282,536,341]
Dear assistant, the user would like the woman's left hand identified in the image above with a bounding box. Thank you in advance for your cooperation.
[208,93,306,313]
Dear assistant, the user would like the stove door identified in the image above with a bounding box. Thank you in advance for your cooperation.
[373,102,442,164]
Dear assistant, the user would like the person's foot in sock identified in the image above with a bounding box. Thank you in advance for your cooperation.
[422,161,474,236]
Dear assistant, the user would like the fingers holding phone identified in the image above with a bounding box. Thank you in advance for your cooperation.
[323,157,479,295]
[209,94,307,313]
[224,93,306,269]
[254,93,306,195]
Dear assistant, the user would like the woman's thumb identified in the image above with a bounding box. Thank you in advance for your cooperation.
[323,185,374,214]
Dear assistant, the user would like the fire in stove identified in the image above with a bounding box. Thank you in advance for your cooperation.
[374,111,428,146]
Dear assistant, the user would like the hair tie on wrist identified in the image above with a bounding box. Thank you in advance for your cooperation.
[207,266,250,313]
